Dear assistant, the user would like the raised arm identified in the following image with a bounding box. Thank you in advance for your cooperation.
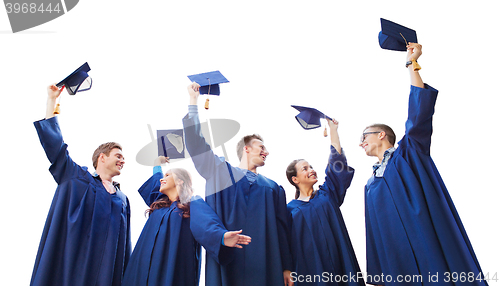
[327,118,341,154]
[139,156,170,206]
[322,119,355,206]
[34,85,84,184]
[403,43,439,153]
[183,83,232,186]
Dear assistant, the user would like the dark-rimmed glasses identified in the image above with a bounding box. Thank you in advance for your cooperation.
[360,132,381,143]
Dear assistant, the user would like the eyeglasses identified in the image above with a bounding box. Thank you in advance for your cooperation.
[360,131,381,143]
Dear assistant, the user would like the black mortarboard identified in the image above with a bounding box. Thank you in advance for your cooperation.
[157,129,185,159]
[291,105,332,130]
[56,62,92,95]
[378,18,417,51]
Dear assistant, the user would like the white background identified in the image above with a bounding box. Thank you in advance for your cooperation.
[1,0,498,285]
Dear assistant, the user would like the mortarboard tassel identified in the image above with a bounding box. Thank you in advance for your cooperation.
[53,92,62,114]
[411,59,421,71]
[205,78,211,110]
[323,115,328,137]
[53,104,61,114]
[53,85,65,115]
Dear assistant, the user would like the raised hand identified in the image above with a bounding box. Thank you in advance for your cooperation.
[188,82,201,105]
[154,156,170,166]
[406,42,422,62]
[47,84,64,100]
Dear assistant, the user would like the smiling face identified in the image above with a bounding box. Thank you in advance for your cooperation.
[293,160,318,186]
[159,171,177,197]
[359,128,382,157]
[100,148,125,176]
[245,139,269,168]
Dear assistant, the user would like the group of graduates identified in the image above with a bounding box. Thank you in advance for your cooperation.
[31,43,489,286]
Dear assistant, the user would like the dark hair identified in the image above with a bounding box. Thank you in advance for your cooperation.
[146,168,194,218]
[92,142,122,169]
[365,124,396,146]
[236,134,264,161]
[286,159,317,200]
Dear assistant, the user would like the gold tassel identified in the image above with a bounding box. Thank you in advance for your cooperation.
[53,103,61,114]
[324,126,328,137]
[412,59,421,71]
[204,98,210,110]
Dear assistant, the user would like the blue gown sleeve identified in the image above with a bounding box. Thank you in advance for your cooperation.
[138,172,165,207]
[182,109,234,194]
[153,165,162,175]
[403,84,439,154]
[274,184,294,271]
[34,116,86,184]
[321,146,355,206]
[190,196,233,265]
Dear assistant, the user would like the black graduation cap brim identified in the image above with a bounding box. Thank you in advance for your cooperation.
[157,129,185,159]
[291,105,332,130]
[56,62,92,95]
[379,18,417,51]
[187,70,229,95]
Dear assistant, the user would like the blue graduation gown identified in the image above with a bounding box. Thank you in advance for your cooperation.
[365,85,488,285]
[183,112,293,286]
[122,172,202,286]
[287,147,364,286]
[31,117,131,286]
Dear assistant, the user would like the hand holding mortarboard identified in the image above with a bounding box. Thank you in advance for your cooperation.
[406,42,422,62]
[47,84,64,100]
[50,62,92,116]
[326,118,342,154]
[157,129,185,160]
[56,62,92,95]
[326,117,339,132]
[45,84,65,119]
[187,71,229,109]
[154,156,170,167]
[291,105,332,137]
[378,18,421,72]
[188,82,201,105]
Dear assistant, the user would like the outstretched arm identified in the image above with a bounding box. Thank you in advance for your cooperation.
[407,42,424,88]
[223,230,251,248]
[190,197,251,265]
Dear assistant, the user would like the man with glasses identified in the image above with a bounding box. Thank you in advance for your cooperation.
[360,43,488,285]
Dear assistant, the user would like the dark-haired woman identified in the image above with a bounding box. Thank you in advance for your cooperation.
[286,119,364,286]
[123,157,250,286]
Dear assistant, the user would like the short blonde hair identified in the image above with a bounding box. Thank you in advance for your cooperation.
[236,134,264,161]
